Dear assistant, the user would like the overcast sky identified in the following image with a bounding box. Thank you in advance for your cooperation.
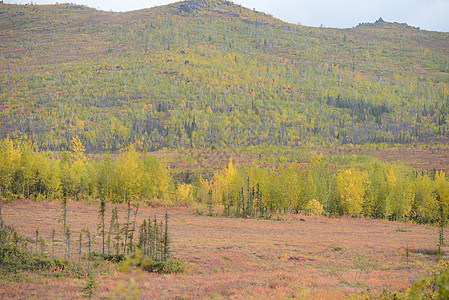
[4,0,449,32]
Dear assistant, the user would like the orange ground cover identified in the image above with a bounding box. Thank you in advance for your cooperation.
[0,200,443,299]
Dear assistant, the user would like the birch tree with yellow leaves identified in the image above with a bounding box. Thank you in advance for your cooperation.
[114,145,142,202]
[435,171,449,251]
[336,168,369,216]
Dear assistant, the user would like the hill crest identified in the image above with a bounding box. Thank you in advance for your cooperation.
[356,17,420,30]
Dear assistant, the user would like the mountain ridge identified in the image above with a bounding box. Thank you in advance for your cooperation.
[356,17,421,31]
[3,1,440,32]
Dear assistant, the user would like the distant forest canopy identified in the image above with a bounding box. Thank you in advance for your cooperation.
[1,1,449,152]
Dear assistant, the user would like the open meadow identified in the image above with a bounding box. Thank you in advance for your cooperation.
[0,199,444,299]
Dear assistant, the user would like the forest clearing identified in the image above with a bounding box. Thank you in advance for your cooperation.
[0,199,444,299]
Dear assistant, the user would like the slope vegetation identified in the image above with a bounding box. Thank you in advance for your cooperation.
[1,0,449,151]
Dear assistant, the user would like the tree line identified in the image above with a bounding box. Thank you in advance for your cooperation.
[1,135,448,227]
[192,155,449,227]
[0,135,171,203]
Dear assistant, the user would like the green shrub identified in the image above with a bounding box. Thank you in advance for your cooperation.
[0,227,79,276]
[90,251,126,263]
[140,259,185,274]
[120,249,185,274]
[408,260,449,299]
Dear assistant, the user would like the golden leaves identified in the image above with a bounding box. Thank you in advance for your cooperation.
[70,136,86,163]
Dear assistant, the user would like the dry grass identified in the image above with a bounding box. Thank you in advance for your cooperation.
[148,146,449,184]
[0,199,444,299]
[321,145,449,173]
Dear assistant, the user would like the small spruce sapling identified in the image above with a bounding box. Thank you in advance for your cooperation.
[138,219,148,254]
[12,230,19,247]
[52,228,56,259]
[107,207,118,255]
[437,192,446,257]
[78,231,83,267]
[154,217,158,261]
[97,198,106,255]
[159,220,164,261]
[113,208,121,255]
[35,228,39,253]
[128,204,139,254]
[59,197,68,234]
[207,189,213,216]
[39,236,46,255]
[147,216,154,257]
[163,211,169,261]
[82,227,91,274]
[65,226,71,261]
[81,271,98,299]
[123,201,131,255]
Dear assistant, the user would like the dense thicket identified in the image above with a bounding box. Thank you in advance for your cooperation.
[1,136,448,225]
[198,155,449,224]
[1,1,448,152]
[0,136,171,203]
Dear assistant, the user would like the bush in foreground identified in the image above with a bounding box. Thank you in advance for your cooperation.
[119,249,185,274]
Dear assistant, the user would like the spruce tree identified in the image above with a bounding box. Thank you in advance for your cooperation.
[0,206,3,229]
[147,216,154,257]
[153,217,158,260]
[39,236,46,255]
[113,209,121,256]
[106,207,118,255]
[78,232,83,267]
[83,227,92,274]
[123,201,131,255]
[163,211,169,261]
[65,226,71,261]
[207,189,213,216]
[438,193,445,256]
[159,220,164,261]
[97,198,106,255]
[60,197,68,234]
[81,271,98,300]
[138,219,148,254]
[35,228,39,253]
[52,228,56,259]
[128,204,139,254]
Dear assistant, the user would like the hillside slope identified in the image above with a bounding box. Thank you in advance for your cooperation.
[1,0,448,152]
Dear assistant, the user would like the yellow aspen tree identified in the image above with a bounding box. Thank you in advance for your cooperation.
[301,167,317,210]
[211,169,225,204]
[223,157,238,206]
[0,137,22,199]
[155,161,171,200]
[307,199,324,218]
[436,171,449,207]
[71,136,86,163]
[280,165,300,212]
[45,160,61,200]
[414,173,437,223]
[384,167,397,219]
[336,168,368,216]
[396,174,415,222]
[175,183,194,206]
[435,171,449,252]
[115,145,141,202]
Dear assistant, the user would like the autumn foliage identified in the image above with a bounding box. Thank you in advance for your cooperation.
[0,1,448,152]
[1,135,449,225]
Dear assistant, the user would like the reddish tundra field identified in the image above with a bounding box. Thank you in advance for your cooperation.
[0,200,444,299]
